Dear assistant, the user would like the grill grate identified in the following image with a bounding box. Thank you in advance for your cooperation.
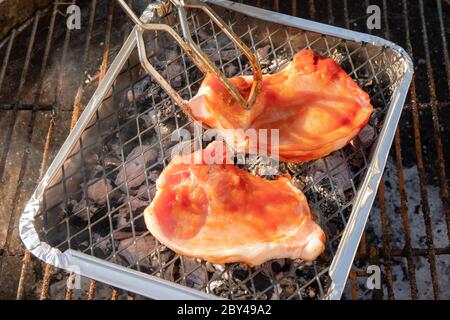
[0,0,448,300]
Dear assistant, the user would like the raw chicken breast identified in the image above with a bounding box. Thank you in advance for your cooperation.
[144,142,325,265]
[189,49,373,162]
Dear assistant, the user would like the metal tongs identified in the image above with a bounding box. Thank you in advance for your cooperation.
[116,0,262,114]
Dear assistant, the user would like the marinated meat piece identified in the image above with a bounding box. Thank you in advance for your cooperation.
[144,142,325,265]
[189,50,373,162]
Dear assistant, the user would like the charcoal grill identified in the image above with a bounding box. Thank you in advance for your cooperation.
[0,0,449,300]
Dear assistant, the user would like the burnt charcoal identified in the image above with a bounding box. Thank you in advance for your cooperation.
[132,212,147,232]
[357,124,377,148]
[181,258,208,289]
[71,198,99,222]
[271,260,285,274]
[90,234,113,259]
[232,267,250,281]
[118,235,156,268]
[136,183,156,200]
[127,77,151,102]
[126,196,150,210]
[252,272,273,293]
[86,178,113,204]
[294,262,316,280]
[256,45,271,66]
[45,223,77,250]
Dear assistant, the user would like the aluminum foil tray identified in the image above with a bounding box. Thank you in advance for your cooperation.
[20,0,413,300]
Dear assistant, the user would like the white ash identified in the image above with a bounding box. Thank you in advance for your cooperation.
[118,235,156,268]
[115,145,158,189]
[213,263,225,273]
[150,249,174,270]
[140,112,154,128]
[270,284,282,300]
[290,176,306,190]
[86,178,113,204]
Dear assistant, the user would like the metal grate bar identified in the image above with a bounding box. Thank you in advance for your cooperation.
[69,0,98,129]
[55,0,76,110]
[0,29,15,92]
[394,129,419,299]
[402,0,440,300]
[422,0,450,243]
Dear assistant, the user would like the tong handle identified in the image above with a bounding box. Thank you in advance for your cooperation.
[116,0,262,110]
